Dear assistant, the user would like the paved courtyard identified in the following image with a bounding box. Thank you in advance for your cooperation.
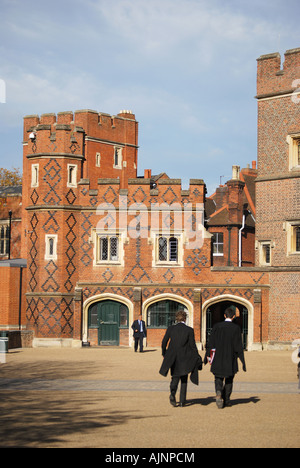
[0,347,299,448]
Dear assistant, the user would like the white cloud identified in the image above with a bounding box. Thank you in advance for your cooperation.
[0,0,299,191]
[90,0,277,62]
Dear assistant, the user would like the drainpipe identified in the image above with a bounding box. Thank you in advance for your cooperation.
[8,210,12,259]
[18,266,23,330]
[238,213,245,267]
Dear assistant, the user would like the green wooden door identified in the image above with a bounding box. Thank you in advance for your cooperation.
[98,301,119,345]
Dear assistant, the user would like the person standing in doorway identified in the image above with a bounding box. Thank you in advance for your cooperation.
[204,307,246,409]
[132,314,147,352]
[159,310,202,407]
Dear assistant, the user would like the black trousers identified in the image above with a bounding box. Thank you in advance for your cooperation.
[215,375,234,403]
[170,375,188,403]
[134,333,144,352]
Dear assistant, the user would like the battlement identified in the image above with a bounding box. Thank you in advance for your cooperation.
[23,109,137,145]
[256,48,300,98]
[77,177,205,209]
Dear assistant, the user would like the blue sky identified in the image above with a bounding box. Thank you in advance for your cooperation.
[0,0,299,194]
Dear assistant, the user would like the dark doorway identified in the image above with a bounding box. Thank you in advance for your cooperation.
[206,301,248,350]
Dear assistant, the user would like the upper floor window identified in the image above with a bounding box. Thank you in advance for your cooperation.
[259,241,271,265]
[96,152,101,167]
[158,236,178,263]
[212,232,224,256]
[114,147,122,169]
[99,235,119,262]
[287,222,300,255]
[0,225,9,256]
[287,134,300,170]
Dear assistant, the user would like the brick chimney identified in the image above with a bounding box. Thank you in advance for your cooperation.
[226,165,245,224]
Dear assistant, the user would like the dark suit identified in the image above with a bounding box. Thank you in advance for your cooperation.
[205,320,246,404]
[131,319,147,352]
[159,323,202,404]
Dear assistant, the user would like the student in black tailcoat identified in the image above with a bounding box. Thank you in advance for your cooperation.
[204,307,246,409]
[159,310,202,407]
[131,314,147,352]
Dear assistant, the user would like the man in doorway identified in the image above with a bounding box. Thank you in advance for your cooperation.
[204,307,246,408]
[132,314,147,352]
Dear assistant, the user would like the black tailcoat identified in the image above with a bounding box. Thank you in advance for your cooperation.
[205,321,246,377]
[159,323,202,385]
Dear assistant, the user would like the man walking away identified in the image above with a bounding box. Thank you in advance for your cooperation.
[204,307,246,409]
[132,314,147,352]
[159,310,202,407]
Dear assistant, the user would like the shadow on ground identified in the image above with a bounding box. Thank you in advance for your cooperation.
[0,391,157,447]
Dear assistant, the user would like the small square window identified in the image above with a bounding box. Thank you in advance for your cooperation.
[259,241,271,266]
[287,222,300,255]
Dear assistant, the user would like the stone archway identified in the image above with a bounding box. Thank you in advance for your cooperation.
[82,294,134,346]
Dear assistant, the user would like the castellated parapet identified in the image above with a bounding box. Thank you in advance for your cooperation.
[256,47,300,97]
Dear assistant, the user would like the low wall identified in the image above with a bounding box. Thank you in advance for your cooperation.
[1,330,34,349]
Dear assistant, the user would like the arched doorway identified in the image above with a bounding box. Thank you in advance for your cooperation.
[87,300,129,346]
[202,295,253,351]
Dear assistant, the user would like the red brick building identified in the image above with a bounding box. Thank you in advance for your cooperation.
[18,108,268,350]
[206,163,257,268]
[0,186,27,335]
[1,48,299,350]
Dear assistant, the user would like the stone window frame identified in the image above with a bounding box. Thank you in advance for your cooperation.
[150,230,184,268]
[257,240,273,266]
[92,229,126,266]
[67,164,78,188]
[31,163,39,188]
[0,222,10,256]
[113,146,123,169]
[45,234,58,260]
